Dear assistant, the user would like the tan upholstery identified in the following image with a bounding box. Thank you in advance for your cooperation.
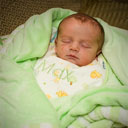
[0,0,128,35]
[0,0,81,35]
[80,0,128,30]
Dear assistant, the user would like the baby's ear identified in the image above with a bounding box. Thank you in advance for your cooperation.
[55,38,57,45]
[55,38,57,52]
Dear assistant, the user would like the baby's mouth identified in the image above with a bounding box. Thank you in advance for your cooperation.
[66,54,79,60]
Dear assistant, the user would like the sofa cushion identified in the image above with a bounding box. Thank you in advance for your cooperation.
[80,0,128,30]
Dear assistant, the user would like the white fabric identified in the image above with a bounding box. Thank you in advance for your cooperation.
[34,44,106,99]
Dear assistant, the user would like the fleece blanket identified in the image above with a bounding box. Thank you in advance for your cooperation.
[0,8,128,128]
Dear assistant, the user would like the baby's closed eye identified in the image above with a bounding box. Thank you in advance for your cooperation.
[62,39,72,43]
[80,42,91,48]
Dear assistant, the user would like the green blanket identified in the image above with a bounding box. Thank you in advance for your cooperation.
[0,8,128,128]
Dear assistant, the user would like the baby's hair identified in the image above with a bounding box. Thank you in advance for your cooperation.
[57,13,105,50]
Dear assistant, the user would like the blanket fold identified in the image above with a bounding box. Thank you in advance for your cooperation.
[0,54,60,128]
[0,8,128,128]
[2,8,74,63]
[50,86,128,128]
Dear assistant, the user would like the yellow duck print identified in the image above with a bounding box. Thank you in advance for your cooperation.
[54,70,60,76]
[90,70,102,79]
[54,77,60,83]
[56,90,68,97]
[46,94,51,99]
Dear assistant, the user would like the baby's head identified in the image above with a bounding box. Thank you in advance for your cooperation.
[55,13,104,66]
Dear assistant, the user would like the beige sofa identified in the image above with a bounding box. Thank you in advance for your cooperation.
[0,0,128,35]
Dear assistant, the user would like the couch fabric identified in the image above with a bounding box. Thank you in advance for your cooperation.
[0,0,128,35]
[80,0,128,30]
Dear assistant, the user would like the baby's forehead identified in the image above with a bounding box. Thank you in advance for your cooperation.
[62,17,100,29]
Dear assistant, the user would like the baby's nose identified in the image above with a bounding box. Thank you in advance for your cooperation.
[70,42,79,51]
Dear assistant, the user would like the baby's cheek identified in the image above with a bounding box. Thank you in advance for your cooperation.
[61,45,68,51]
[80,52,92,62]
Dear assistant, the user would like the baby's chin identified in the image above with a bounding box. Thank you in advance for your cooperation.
[56,54,89,66]
[67,59,92,67]
[67,59,78,65]
[64,58,82,67]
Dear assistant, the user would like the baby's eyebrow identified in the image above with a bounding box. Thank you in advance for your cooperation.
[61,36,72,40]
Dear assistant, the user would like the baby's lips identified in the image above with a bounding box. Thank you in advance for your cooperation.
[67,54,78,59]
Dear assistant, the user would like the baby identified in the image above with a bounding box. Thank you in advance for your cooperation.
[55,13,104,66]
[34,13,106,99]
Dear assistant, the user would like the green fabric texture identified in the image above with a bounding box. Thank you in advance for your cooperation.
[0,38,3,45]
[0,38,3,51]
[2,8,74,62]
[0,8,74,128]
[0,55,60,128]
[97,18,128,86]
[51,86,128,128]
[0,8,128,128]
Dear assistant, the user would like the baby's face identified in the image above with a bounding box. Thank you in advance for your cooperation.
[55,18,101,66]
